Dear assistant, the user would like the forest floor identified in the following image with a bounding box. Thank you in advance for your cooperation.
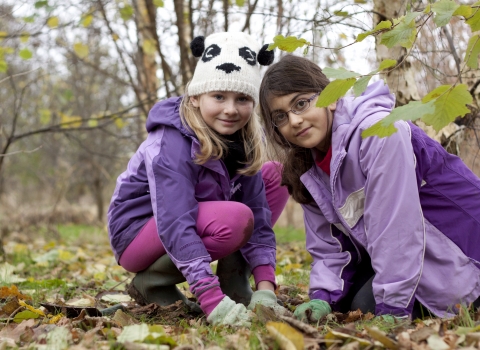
[0,224,478,349]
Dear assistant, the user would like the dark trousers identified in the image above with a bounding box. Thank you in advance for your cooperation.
[335,255,480,319]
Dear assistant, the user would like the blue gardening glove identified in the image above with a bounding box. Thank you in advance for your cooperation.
[207,296,256,327]
[294,299,332,322]
[247,290,292,316]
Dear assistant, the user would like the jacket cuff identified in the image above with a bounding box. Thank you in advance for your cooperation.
[375,302,413,317]
[252,265,276,289]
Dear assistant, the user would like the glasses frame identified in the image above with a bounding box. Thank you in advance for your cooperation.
[272,92,320,128]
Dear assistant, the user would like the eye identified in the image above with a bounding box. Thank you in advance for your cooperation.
[237,95,251,103]
[293,99,309,112]
[273,112,288,125]
[213,94,224,101]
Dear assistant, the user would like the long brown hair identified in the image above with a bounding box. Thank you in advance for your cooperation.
[259,55,331,204]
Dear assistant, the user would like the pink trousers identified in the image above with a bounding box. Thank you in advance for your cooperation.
[119,161,289,272]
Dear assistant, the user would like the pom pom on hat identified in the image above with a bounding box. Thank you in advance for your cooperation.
[188,32,275,105]
[190,36,205,57]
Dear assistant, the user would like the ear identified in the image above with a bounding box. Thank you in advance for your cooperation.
[190,36,205,57]
[257,44,274,66]
[190,95,200,107]
[328,102,337,112]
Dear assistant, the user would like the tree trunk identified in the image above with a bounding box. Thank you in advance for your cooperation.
[373,0,420,106]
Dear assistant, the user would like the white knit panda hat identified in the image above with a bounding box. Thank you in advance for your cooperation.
[188,32,274,105]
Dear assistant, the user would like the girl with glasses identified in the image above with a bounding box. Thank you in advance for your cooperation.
[259,54,480,322]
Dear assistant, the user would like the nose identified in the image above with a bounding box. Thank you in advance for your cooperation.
[223,100,237,115]
[288,111,303,125]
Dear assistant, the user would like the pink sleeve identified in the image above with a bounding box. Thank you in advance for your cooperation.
[252,264,277,289]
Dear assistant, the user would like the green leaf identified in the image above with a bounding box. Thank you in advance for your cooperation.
[142,39,157,55]
[362,121,398,138]
[0,60,7,73]
[424,4,431,14]
[378,59,397,71]
[14,310,40,323]
[0,31,7,42]
[316,78,356,108]
[34,0,48,8]
[39,109,52,124]
[356,20,392,42]
[466,8,480,32]
[153,0,164,7]
[403,11,423,25]
[268,35,310,53]
[422,84,472,131]
[353,76,372,97]
[119,5,134,21]
[380,18,417,49]
[19,48,33,60]
[381,100,435,126]
[453,4,472,18]
[47,16,59,28]
[322,67,360,80]
[235,0,245,6]
[81,14,93,27]
[23,16,36,23]
[73,42,89,58]
[431,0,459,27]
[465,35,480,69]
[334,11,349,16]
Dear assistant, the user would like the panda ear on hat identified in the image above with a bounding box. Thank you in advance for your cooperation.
[190,36,205,57]
[257,44,274,66]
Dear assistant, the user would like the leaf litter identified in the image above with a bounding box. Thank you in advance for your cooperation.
[0,229,479,349]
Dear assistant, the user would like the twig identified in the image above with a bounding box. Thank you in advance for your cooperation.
[0,68,40,85]
[0,146,43,157]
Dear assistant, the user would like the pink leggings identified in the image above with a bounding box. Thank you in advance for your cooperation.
[119,161,289,272]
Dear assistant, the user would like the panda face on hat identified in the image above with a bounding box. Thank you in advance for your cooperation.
[187,32,274,105]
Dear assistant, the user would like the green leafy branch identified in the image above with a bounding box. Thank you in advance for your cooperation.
[269,0,479,138]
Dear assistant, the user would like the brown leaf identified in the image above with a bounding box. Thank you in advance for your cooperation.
[0,285,31,301]
[365,326,399,350]
[279,315,320,337]
[410,326,436,343]
[112,309,137,327]
[344,309,363,323]
[1,299,21,316]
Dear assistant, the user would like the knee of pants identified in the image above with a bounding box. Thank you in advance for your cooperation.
[216,202,254,251]
[261,161,283,186]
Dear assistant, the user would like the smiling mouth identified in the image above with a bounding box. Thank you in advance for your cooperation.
[296,127,311,136]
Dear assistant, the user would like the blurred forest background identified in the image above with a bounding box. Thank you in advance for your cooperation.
[1,0,480,234]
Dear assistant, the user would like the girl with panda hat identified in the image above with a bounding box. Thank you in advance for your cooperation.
[107,32,290,326]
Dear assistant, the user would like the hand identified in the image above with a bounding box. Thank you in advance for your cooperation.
[247,290,291,316]
[294,299,331,323]
[207,296,255,327]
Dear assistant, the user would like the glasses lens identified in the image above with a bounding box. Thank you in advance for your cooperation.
[292,99,309,113]
[273,113,288,127]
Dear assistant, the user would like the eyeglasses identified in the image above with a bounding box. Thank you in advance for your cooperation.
[271,92,320,128]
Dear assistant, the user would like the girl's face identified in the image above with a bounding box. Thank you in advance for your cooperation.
[190,91,254,135]
[268,92,336,151]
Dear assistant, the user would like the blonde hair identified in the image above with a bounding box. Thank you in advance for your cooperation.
[180,86,265,176]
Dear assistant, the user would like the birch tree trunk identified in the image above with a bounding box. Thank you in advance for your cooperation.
[373,0,420,106]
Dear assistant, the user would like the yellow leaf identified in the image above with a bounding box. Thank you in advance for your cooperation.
[266,322,304,350]
[82,14,93,27]
[0,31,6,42]
[115,117,125,129]
[19,299,46,317]
[112,33,119,41]
[47,16,59,28]
[73,42,89,59]
[20,32,30,43]
[58,250,75,261]
[142,39,157,55]
[48,313,64,324]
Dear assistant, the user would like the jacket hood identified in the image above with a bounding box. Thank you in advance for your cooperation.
[332,80,395,143]
[146,96,194,137]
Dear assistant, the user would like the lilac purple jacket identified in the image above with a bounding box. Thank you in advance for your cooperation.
[107,96,276,285]
[303,81,480,317]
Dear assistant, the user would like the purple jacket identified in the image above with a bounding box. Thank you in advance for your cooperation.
[107,96,276,285]
[303,81,480,317]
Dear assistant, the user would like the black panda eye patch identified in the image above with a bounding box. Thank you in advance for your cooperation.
[202,44,221,62]
[239,47,257,66]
